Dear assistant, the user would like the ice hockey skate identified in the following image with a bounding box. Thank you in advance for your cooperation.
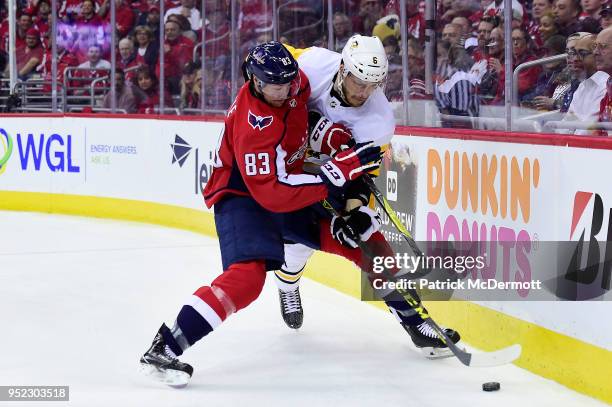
[278,288,304,329]
[403,321,462,359]
[139,324,193,388]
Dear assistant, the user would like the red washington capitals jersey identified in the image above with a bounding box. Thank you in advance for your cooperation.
[203,70,328,212]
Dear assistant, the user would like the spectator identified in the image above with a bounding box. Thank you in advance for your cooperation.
[452,16,472,37]
[135,66,172,113]
[600,5,612,29]
[436,23,464,81]
[118,38,140,84]
[382,36,400,57]
[77,44,110,70]
[203,8,230,59]
[472,17,497,61]
[16,28,44,80]
[102,68,138,113]
[539,11,560,44]
[595,28,612,127]
[333,12,353,52]
[39,39,79,91]
[554,0,583,36]
[580,0,603,22]
[471,26,505,104]
[139,4,161,40]
[558,32,591,112]
[34,0,52,38]
[165,0,202,31]
[529,0,553,44]
[167,13,196,42]
[76,0,103,26]
[134,25,159,69]
[435,44,479,128]
[1,13,32,52]
[443,23,464,46]
[114,0,136,38]
[155,20,194,95]
[512,27,543,101]
[352,0,383,36]
[523,35,567,106]
[179,61,201,109]
[73,44,110,95]
[407,40,428,98]
[385,54,403,101]
[564,33,609,133]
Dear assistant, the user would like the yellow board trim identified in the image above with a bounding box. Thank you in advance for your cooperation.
[1,190,610,405]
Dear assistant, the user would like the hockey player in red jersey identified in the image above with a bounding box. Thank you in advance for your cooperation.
[139,41,382,387]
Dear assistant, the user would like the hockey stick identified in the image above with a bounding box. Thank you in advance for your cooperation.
[321,198,522,367]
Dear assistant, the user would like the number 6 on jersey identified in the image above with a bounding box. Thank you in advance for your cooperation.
[244,153,271,176]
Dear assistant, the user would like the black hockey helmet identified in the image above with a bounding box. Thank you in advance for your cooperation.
[242,41,299,85]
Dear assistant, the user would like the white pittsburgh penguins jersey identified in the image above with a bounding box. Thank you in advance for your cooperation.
[295,47,395,147]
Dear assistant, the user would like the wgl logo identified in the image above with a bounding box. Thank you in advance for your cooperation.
[386,170,397,202]
[0,129,80,173]
[563,191,612,299]
[0,128,12,175]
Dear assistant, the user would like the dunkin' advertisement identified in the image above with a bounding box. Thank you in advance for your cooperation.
[371,136,611,302]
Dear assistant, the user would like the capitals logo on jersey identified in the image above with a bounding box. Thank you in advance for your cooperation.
[248,110,274,131]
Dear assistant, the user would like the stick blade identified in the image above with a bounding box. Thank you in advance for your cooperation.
[467,344,522,367]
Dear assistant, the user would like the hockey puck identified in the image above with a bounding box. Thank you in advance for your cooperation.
[482,382,500,392]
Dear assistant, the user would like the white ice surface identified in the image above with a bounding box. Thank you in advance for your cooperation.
[0,211,607,407]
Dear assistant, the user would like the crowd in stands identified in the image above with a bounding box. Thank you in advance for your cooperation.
[0,0,611,134]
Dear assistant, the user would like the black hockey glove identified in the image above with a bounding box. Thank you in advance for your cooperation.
[330,206,382,248]
[344,176,372,207]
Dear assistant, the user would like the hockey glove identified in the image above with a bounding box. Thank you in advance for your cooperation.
[344,176,373,207]
[330,206,382,248]
[309,113,353,157]
[320,142,382,189]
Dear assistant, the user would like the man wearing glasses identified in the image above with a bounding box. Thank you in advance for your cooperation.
[563,33,609,134]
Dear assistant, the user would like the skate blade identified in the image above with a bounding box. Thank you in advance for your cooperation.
[139,363,191,388]
[420,343,465,360]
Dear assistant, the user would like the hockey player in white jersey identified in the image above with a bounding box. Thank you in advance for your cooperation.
[275,35,462,358]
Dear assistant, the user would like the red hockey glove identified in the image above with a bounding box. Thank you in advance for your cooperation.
[320,142,382,188]
[310,115,353,157]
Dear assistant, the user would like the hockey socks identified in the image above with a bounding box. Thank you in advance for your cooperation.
[162,260,267,356]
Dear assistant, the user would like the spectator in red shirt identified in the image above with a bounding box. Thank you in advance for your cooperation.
[512,27,543,101]
[155,20,194,95]
[164,0,202,31]
[135,66,173,113]
[76,0,103,26]
[34,0,52,38]
[39,40,79,91]
[16,28,44,80]
[112,0,136,38]
[580,0,603,22]
[529,0,553,47]
[595,28,612,129]
[118,38,141,84]
[352,0,383,35]
[0,13,32,52]
[202,8,230,58]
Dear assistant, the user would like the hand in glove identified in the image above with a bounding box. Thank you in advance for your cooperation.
[330,206,382,248]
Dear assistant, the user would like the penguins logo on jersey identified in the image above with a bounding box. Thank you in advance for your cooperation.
[248,110,274,131]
